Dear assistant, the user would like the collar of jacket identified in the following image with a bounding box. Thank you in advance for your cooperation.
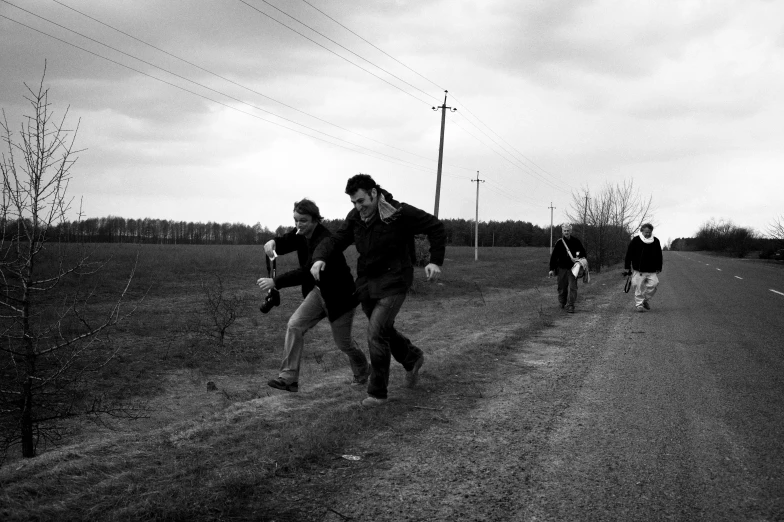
[377,193,401,223]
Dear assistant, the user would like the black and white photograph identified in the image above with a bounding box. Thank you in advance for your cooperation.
[1,1,783,520]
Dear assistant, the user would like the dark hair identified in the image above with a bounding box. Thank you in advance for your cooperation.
[293,199,322,222]
[640,223,654,232]
[345,173,379,196]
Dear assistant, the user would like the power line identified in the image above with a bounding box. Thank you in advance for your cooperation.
[298,0,445,93]
[4,2,421,164]
[451,111,566,193]
[2,3,470,176]
[5,3,549,213]
[444,117,556,204]
[235,0,433,106]
[249,0,439,103]
[293,0,563,191]
[449,117,568,195]
[46,0,444,165]
[484,178,540,205]
[449,92,561,184]
[0,13,449,177]
[255,0,563,206]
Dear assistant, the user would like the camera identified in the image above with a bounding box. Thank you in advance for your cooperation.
[259,288,280,314]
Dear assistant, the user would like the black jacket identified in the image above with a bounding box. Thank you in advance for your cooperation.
[624,236,663,273]
[313,190,446,300]
[549,236,587,271]
[272,223,358,322]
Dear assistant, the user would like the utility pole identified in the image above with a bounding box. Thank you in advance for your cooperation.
[472,173,485,261]
[432,90,456,218]
[549,202,556,254]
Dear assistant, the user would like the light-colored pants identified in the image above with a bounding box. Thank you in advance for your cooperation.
[632,271,659,307]
[278,287,368,384]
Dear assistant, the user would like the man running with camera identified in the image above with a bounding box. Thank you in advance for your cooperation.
[258,199,369,392]
[310,174,445,407]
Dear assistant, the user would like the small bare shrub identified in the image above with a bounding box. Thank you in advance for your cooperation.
[190,272,246,346]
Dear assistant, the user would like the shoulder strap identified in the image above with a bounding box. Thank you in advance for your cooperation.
[560,238,574,260]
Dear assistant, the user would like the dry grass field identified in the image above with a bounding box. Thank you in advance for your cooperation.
[0,243,561,520]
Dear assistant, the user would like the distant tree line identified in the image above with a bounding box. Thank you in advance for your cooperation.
[41,216,278,245]
[438,218,552,247]
[670,217,782,259]
[1,215,555,247]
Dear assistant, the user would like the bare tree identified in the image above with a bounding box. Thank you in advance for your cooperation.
[768,215,784,244]
[0,67,137,460]
[567,180,654,271]
[695,218,759,257]
[190,272,246,346]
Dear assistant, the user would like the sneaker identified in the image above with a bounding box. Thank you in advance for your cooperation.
[565,305,575,314]
[405,356,424,388]
[642,300,651,310]
[267,378,298,392]
[559,302,566,309]
[636,305,645,313]
[361,396,388,408]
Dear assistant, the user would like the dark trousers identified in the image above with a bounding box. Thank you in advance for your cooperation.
[361,292,423,399]
[557,268,578,307]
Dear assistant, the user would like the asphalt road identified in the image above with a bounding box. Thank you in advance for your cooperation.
[525,251,784,521]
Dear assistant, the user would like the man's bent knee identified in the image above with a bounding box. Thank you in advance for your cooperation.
[286,321,308,336]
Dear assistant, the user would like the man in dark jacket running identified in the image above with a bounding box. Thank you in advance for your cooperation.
[548,223,587,313]
[258,199,369,392]
[624,222,663,312]
[311,174,446,407]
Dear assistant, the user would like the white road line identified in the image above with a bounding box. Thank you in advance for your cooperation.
[770,289,784,297]
[735,276,743,280]
[717,268,722,271]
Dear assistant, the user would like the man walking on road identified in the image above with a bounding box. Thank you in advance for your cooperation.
[258,199,369,393]
[548,223,587,313]
[624,222,663,312]
[311,174,446,408]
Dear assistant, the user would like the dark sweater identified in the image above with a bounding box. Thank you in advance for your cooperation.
[624,236,663,273]
[549,236,587,271]
[271,223,357,322]
[313,191,446,300]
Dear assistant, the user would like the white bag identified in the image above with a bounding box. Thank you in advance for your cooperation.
[562,239,590,283]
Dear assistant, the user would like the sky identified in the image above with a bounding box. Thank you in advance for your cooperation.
[1,0,783,244]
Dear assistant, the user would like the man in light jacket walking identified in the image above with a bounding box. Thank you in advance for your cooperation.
[624,223,663,312]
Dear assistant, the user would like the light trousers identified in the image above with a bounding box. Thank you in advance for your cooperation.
[632,271,659,307]
[278,288,368,384]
